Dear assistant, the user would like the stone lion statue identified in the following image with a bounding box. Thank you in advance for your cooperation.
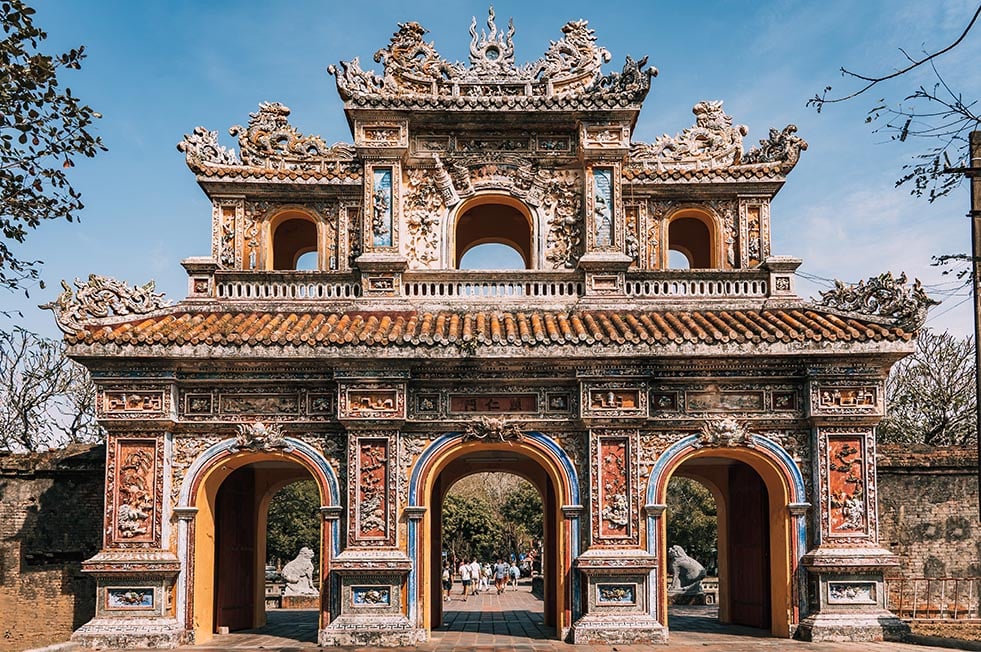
[667,544,706,594]
[281,546,317,596]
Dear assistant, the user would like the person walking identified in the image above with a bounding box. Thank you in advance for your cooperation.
[493,558,509,594]
[509,560,520,590]
[469,558,482,595]
[480,562,491,593]
[458,559,472,600]
[441,562,452,601]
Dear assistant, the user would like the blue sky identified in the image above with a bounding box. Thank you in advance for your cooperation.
[5,0,979,337]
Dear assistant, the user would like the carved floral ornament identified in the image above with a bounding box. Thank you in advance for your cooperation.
[40,274,171,336]
[815,271,938,331]
[462,416,524,442]
[328,9,656,103]
[628,101,808,172]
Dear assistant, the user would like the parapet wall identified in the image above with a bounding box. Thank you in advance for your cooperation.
[877,445,980,577]
[0,444,104,652]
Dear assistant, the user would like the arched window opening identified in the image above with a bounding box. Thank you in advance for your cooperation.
[668,249,692,270]
[272,217,318,270]
[459,243,526,270]
[295,251,318,271]
[455,198,532,269]
[668,216,713,269]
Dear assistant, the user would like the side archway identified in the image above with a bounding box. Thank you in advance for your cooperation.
[663,207,723,269]
[265,208,323,270]
[646,433,808,637]
[406,432,580,636]
[175,437,341,644]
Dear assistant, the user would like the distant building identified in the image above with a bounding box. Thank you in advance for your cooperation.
[46,10,933,647]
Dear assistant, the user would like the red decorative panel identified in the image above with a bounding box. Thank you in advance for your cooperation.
[109,438,160,545]
[448,394,537,413]
[827,435,867,536]
[353,438,391,544]
[598,438,631,539]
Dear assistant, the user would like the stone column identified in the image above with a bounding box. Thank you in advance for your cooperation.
[796,374,909,641]
[72,429,185,649]
[569,428,666,644]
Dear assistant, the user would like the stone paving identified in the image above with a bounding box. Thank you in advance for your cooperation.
[177,580,965,652]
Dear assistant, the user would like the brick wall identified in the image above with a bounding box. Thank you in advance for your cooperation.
[877,445,980,577]
[0,444,104,652]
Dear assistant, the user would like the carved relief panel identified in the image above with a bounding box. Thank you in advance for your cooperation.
[348,434,396,547]
[106,436,163,548]
[581,382,648,419]
[585,165,622,252]
[363,163,401,251]
[738,198,770,267]
[809,380,883,418]
[818,428,875,541]
[212,198,244,268]
[543,169,583,269]
[98,385,171,420]
[590,430,640,545]
[403,167,445,269]
[339,383,406,420]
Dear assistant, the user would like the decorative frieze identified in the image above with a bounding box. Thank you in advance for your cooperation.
[100,389,167,419]
[583,383,647,419]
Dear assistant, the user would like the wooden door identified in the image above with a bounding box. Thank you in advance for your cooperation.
[214,466,256,632]
[727,462,770,629]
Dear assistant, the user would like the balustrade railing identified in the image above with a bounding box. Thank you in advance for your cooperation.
[214,272,362,300]
[208,269,776,302]
[887,577,981,621]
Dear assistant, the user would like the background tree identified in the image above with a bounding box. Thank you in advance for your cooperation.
[1,0,105,294]
[809,6,981,202]
[666,477,717,574]
[442,492,501,563]
[0,326,101,451]
[265,479,321,570]
[878,329,978,446]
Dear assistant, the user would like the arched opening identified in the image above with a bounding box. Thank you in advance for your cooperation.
[454,196,533,269]
[410,436,576,641]
[667,211,716,269]
[438,472,546,636]
[652,443,799,638]
[187,448,335,646]
[270,212,318,270]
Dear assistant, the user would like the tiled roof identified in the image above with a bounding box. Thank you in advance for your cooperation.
[622,164,790,183]
[66,307,911,350]
[188,162,362,183]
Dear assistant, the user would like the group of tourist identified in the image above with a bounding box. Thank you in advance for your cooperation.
[441,557,521,601]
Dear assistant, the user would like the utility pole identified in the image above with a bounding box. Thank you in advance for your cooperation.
[949,131,981,519]
[972,132,981,521]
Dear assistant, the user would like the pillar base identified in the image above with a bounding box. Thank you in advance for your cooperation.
[795,610,909,642]
[569,614,668,645]
[319,616,426,647]
[71,617,185,649]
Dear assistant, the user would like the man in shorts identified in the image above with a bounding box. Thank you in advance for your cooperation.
[493,558,509,594]
[470,558,482,595]
[458,559,472,600]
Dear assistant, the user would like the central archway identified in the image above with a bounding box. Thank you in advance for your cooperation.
[407,433,579,639]
[452,195,535,269]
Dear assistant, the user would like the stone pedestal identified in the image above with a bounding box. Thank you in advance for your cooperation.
[71,550,184,649]
[319,549,426,647]
[796,546,909,642]
[569,548,666,645]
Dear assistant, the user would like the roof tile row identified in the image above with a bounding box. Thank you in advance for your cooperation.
[68,307,909,349]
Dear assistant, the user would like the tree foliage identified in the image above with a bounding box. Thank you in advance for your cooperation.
[266,479,321,568]
[879,329,977,446]
[441,473,543,564]
[809,5,981,202]
[1,0,105,292]
[0,326,101,451]
[666,477,717,573]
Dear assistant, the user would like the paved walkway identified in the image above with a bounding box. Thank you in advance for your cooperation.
[178,580,964,651]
